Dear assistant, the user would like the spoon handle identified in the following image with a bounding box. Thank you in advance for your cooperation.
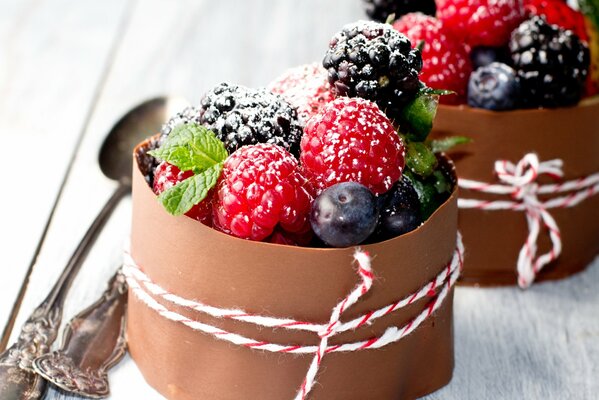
[0,183,129,400]
[33,271,128,399]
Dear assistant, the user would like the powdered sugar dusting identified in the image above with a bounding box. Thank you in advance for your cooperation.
[268,63,335,123]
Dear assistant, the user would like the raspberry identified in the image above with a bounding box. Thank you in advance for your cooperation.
[524,0,589,42]
[199,83,303,156]
[394,13,472,104]
[268,63,335,123]
[213,144,313,241]
[300,97,405,195]
[436,0,525,47]
[510,16,590,107]
[323,21,423,119]
[153,161,213,225]
[362,0,436,22]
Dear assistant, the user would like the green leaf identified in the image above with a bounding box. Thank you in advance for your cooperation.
[430,136,472,153]
[404,171,438,220]
[148,124,228,173]
[432,170,451,194]
[385,13,396,25]
[400,91,439,142]
[157,163,223,216]
[406,141,438,178]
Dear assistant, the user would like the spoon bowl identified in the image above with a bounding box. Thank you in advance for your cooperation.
[99,97,189,183]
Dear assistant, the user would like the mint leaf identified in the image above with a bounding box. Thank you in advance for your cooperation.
[148,122,228,216]
[158,163,223,216]
[149,124,228,173]
[430,136,471,153]
[406,141,438,178]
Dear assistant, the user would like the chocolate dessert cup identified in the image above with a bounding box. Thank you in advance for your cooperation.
[433,97,599,286]
[126,138,460,400]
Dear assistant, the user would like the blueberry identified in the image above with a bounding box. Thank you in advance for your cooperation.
[310,182,379,247]
[375,177,422,240]
[468,63,520,111]
[470,46,510,70]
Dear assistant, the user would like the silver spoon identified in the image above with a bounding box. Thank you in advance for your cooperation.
[0,96,188,400]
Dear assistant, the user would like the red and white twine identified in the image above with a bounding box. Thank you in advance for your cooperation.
[123,234,464,400]
[458,153,599,288]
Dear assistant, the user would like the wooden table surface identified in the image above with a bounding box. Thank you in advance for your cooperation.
[0,1,597,399]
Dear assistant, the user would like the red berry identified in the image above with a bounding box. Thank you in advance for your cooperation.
[436,0,525,47]
[153,161,213,225]
[524,0,589,42]
[213,144,313,241]
[300,97,405,195]
[394,13,472,104]
[268,63,335,123]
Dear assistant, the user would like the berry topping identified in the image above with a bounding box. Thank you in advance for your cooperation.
[394,13,472,104]
[310,182,380,247]
[213,144,313,241]
[375,177,422,240]
[468,62,521,110]
[436,0,525,47]
[362,0,436,22]
[510,16,590,108]
[470,46,511,70]
[323,20,423,118]
[153,161,213,225]
[300,97,405,195]
[524,0,589,42]
[199,83,303,156]
[268,63,335,123]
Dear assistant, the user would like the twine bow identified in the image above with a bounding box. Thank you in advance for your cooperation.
[458,153,599,288]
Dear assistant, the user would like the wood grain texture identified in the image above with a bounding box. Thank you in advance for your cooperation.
[1,0,597,399]
[0,0,132,339]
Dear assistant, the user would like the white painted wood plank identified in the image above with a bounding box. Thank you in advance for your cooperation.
[0,0,131,336]
[4,0,597,399]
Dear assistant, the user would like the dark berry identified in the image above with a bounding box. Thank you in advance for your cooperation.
[470,47,511,70]
[323,21,423,119]
[375,177,422,240]
[362,0,436,23]
[468,63,521,111]
[159,106,201,144]
[310,182,380,247]
[510,16,590,108]
[198,83,303,156]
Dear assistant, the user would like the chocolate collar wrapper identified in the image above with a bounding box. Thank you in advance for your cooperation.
[433,98,599,286]
[126,138,460,400]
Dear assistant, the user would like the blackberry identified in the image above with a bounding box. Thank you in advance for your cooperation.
[509,16,590,108]
[198,83,303,156]
[159,106,201,145]
[468,63,521,111]
[363,0,436,23]
[374,177,422,240]
[323,21,423,119]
